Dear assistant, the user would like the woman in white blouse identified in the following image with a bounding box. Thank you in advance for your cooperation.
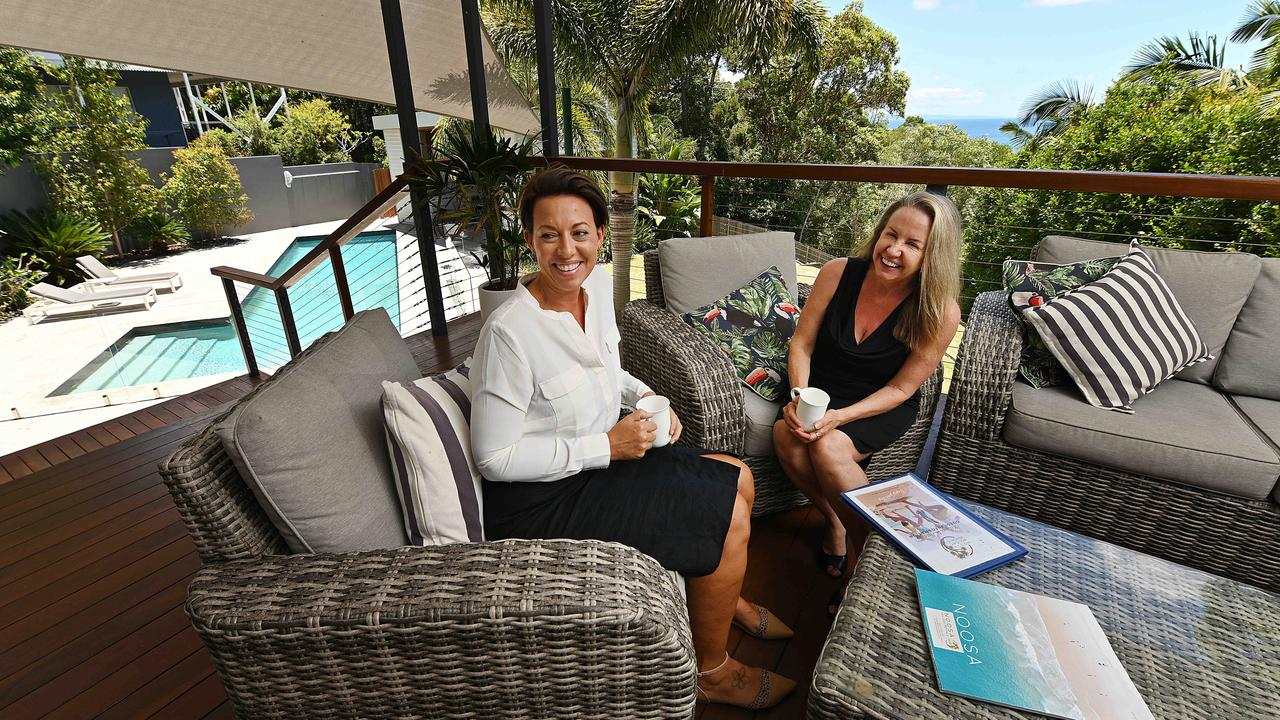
[471,167,796,710]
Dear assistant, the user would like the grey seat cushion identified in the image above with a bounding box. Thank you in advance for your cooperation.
[742,387,783,457]
[1230,395,1280,503]
[215,308,419,553]
[1004,379,1280,501]
[1215,258,1280,400]
[1033,236,1261,384]
[657,232,797,315]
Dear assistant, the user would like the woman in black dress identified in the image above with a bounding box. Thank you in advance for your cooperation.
[473,167,796,710]
[773,191,962,580]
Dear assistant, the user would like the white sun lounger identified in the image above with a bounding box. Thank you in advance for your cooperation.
[76,255,183,292]
[23,282,158,324]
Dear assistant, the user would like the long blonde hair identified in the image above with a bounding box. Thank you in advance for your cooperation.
[859,191,962,354]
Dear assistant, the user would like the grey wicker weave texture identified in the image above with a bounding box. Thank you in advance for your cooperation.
[808,503,1280,720]
[625,251,941,517]
[158,330,700,718]
[930,291,1280,593]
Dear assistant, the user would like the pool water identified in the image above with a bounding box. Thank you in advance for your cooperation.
[50,231,400,396]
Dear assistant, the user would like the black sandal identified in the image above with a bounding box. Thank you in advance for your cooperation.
[818,548,848,577]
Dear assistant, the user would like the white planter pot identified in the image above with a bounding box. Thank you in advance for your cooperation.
[478,280,517,323]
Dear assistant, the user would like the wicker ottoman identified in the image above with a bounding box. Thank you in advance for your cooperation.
[808,503,1280,719]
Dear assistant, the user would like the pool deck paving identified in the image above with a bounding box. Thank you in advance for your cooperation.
[0,220,342,456]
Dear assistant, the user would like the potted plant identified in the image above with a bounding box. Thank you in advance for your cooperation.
[409,122,537,320]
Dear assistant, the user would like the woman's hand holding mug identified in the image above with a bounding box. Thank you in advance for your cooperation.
[608,410,657,460]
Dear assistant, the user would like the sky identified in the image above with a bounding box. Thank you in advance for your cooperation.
[822,0,1264,118]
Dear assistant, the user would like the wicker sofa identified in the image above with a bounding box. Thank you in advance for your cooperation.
[159,309,697,718]
[619,234,942,517]
[931,236,1280,593]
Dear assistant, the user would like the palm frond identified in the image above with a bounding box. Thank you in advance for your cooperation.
[999,121,1035,151]
[1123,33,1247,89]
[1016,80,1095,140]
[1231,0,1280,43]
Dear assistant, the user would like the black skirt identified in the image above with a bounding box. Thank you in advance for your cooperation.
[482,445,739,576]
[777,395,917,457]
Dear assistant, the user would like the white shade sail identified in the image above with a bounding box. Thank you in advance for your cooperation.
[0,0,538,135]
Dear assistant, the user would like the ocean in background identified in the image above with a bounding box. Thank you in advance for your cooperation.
[888,116,1014,145]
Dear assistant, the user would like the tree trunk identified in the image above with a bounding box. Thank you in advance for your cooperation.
[608,98,638,314]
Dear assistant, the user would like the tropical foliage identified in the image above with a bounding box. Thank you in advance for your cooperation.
[0,208,110,287]
[272,98,352,165]
[484,0,825,311]
[34,58,160,257]
[0,253,45,313]
[0,48,46,171]
[409,122,537,290]
[161,143,253,241]
[127,211,192,253]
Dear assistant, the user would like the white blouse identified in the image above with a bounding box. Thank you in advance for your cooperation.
[471,267,652,483]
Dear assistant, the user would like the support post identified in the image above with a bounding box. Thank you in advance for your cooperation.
[460,0,491,138]
[533,0,558,156]
[223,279,260,379]
[381,0,448,336]
[329,246,355,321]
[562,85,573,155]
[275,287,303,358]
[925,184,948,196]
[699,176,715,237]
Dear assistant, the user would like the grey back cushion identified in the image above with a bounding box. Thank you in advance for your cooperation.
[1033,235,1261,384]
[215,308,418,554]
[1215,258,1280,400]
[657,232,797,315]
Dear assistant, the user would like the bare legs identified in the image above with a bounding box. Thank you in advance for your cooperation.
[773,421,872,573]
[687,454,795,707]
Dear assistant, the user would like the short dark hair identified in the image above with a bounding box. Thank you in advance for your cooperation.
[518,165,609,233]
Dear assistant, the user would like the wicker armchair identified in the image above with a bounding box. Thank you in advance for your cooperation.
[620,250,943,517]
[929,291,1280,593]
[159,344,697,718]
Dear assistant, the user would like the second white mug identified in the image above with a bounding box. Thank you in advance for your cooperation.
[636,395,672,448]
[790,386,831,432]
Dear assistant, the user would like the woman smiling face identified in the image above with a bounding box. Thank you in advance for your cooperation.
[870,206,932,287]
[525,194,605,298]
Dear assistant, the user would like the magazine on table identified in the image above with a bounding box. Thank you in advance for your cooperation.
[915,569,1153,720]
[840,473,1025,577]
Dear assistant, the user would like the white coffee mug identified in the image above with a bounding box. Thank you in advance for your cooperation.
[790,387,831,432]
[636,395,672,448]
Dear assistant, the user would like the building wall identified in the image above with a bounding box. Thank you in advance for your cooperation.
[117,70,187,148]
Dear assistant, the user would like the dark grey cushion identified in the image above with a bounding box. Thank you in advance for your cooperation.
[1215,258,1280,400]
[1033,236,1261,384]
[657,232,797,315]
[1230,395,1280,503]
[215,308,419,553]
[1004,379,1280,500]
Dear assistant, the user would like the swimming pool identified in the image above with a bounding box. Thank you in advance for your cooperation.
[50,231,400,396]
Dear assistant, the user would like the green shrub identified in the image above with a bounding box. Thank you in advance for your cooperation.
[0,253,47,312]
[127,211,191,252]
[274,98,351,165]
[0,208,110,286]
[162,144,254,241]
[192,128,244,158]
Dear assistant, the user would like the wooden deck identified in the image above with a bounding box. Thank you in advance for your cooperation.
[0,310,851,719]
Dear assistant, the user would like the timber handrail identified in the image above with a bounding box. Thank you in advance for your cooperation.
[540,156,1280,202]
[210,175,409,290]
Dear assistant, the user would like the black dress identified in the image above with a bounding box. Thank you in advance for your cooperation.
[807,258,919,455]
[483,446,739,577]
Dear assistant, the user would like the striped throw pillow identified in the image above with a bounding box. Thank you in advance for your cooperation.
[381,361,484,545]
[1021,243,1211,413]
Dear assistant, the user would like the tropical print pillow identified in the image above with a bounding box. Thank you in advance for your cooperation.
[681,266,799,402]
[1002,256,1119,388]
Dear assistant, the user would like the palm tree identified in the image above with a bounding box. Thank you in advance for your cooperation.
[1001,80,1095,150]
[1232,0,1280,115]
[1122,33,1250,90]
[484,0,824,311]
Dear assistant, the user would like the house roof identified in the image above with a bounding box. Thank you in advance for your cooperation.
[1,1,538,135]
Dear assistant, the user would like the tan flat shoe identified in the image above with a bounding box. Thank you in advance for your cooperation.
[733,603,795,640]
[696,654,798,710]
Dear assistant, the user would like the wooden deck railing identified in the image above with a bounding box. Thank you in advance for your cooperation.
[212,157,1280,377]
